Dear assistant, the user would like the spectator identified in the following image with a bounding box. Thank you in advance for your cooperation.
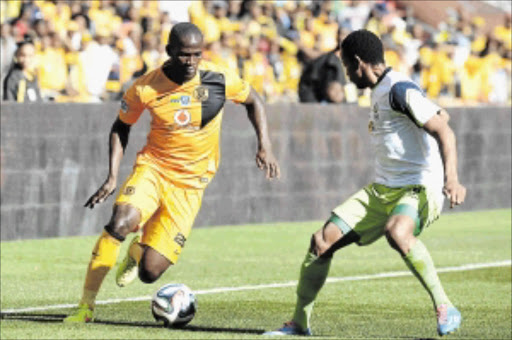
[1,23,17,80]
[0,0,508,105]
[3,40,41,102]
[158,0,189,23]
[1,1,23,24]
[480,37,509,103]
[36,32,68,100]
[297,16,320,62]
[140,33,160,72]
[12,2,37,40]
[339,0,372,31]
[315,11,339,52]
[117,27,144,86]
[404,24,425,69]
[68,14,89,51]
[79,30,118,102]
[298,46,347,103]
[31,18,48,50]
[227,0,243,21]
[493,13,511,51]
[212,0,237,34]
[242,35,276,97]
[88,0,121,38]
[114,61,147,101]
[69,1,84,17]
[461,48,484,103]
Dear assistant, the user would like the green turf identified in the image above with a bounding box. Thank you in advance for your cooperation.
[1,209,511,339]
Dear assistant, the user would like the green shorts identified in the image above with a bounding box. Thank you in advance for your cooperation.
[331,183,443,246]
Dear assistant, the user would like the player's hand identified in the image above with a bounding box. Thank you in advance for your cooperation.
[85,177,117,209]
[256,148,281,180]
[443,180,466,209]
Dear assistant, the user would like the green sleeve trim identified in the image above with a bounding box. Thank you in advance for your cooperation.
[328,213,352,235]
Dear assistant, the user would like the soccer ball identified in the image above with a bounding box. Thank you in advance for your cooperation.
[151,283,197,328]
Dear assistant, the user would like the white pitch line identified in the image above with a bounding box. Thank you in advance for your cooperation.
[2,260,510,314]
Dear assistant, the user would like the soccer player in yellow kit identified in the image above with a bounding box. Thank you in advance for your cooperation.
[64,22,280,323]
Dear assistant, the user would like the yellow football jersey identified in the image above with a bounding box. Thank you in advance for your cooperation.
[119,60,251,189]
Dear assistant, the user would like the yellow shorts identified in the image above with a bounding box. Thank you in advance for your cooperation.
[115,164,204,264]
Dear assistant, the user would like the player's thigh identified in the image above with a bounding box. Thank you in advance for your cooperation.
[332,184,389,246]
[388,185,443,237]
[115,165,161,231]
[141,186,204,265]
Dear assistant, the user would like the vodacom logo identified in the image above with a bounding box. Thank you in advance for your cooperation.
[174,109,191,126]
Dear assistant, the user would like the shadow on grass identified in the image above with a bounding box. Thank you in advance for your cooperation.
[1,312,265,335]
[1,313,435,338]
[1,312,66,323]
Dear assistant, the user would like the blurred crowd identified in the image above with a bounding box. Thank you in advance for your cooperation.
[1,0,511,105]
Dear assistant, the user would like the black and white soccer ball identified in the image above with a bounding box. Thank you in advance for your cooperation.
[151,283,197,328]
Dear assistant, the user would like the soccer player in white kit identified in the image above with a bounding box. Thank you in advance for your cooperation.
[265,29,466,337]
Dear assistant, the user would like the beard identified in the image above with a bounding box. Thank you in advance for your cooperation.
[354,77,371,89]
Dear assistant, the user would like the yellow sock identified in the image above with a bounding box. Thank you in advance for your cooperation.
[80,230,121,309]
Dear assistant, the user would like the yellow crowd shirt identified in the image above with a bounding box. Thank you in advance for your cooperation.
[119,60,251,189]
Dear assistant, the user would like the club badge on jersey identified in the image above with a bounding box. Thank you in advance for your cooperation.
[193,86,208,101]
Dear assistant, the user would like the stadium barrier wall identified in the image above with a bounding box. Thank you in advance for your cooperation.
[0,103,510,241]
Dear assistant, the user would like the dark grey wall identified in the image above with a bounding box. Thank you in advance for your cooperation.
[1,103,510,240]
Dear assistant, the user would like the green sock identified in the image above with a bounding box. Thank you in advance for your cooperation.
[403,240,452,309]
[292,251,331,330]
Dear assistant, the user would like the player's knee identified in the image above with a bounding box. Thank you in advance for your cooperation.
[310,222,344,257]
[385,220,414,254]
[311,230,328,257]
[385,220,411,242]
[105,218,133,241]
[104,222,127,242]
[105,206,140,240]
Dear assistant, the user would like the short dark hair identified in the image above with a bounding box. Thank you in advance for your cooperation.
[341,29,384,65]
[15,39,34,52]
[168,22,203,48]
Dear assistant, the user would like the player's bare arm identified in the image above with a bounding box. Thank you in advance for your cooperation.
[438,108,450,123]
[423,113,466,208]
[242,87,281,180]
[85,118,132,209]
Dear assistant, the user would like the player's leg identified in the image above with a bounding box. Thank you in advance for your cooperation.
[265,185,384,336]
[137,185,204,284]
[114,165,162,287]
[64,204,141,323]
[138,245,172,283]
[115,230,144,287]
[265,221,360,336]
[292,220,359,333]
[385,186,460,336]
[65,165,160,323]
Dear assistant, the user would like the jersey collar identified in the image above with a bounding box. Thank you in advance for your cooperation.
[374,67,392,87]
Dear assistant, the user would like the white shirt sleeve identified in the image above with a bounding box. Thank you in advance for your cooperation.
[389,81,441,127]
[405,88,441,126]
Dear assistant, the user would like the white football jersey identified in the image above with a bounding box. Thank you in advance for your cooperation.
[369,68,444,191]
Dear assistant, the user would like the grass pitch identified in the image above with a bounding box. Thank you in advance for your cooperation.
[1,209,511,339]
